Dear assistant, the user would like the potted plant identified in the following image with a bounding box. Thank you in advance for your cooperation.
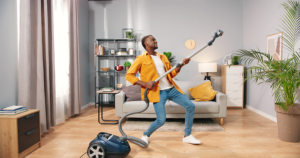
[231,56,240,65]
[125,31,137,42]
[235,0,300,142]
[163,52,175,64]
[123,61,131,71]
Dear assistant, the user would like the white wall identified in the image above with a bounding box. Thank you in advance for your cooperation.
[243,0,287,118]
[0,0,18,109]
[88,0,244,102]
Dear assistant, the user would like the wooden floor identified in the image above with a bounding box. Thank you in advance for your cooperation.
[25,106,300,158]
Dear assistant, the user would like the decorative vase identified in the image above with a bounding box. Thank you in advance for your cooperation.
[115,65,123,71]
[275,103,300,142]
[227,59,232,65]
[98,45,105,55]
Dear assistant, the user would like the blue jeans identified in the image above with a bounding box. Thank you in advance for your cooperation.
[143,87,195,137]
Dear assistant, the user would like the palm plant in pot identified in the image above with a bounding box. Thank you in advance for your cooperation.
[235,0,300,142]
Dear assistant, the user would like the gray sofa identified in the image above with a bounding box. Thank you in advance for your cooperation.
[115,80,227,125]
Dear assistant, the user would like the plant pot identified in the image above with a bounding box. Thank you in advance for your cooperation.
[125,66,130,71]
[275,103,300,142]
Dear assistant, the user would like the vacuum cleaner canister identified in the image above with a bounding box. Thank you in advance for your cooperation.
[87,132,131,158]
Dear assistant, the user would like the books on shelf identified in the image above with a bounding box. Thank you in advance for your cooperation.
[101,87,114,92]
[95,43,99,55]
[3,105,24,110]
[116,52,128,56]
[0,106,28,115]
[95,43,105,55]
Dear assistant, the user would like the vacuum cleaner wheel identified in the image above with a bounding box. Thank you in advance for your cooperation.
[87,143,106,158]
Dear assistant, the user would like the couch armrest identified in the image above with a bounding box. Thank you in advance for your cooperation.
[216,91,227,118]
[115,90,125,117]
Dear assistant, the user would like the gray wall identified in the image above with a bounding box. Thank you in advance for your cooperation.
[88,0,244,102]
[79,0,90,106]
[0,0,18,109]
[243,0,286,118]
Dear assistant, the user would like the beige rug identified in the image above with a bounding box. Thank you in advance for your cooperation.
[123,118,225,132]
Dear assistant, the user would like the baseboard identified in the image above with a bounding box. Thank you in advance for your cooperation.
[246,105,277,122]
[81,102,94,110]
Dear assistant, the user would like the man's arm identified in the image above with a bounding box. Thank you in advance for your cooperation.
[135,80,155,89]
[125,56,155,89]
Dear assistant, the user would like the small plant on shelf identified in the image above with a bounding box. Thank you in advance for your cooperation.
[125,31,137,42]
[123,61,131,71]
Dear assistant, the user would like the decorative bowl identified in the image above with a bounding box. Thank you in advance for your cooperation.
[100,67,110,72]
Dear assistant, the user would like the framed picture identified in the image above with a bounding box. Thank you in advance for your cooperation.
[122,28,133,38]
[266,32,283,60]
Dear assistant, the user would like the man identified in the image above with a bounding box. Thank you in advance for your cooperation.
[125,35,201,145]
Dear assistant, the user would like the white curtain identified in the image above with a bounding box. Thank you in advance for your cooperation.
[53,0,69,125]
[53,0,81,125]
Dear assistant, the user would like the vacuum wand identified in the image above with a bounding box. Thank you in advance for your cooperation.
[154,29,224,83]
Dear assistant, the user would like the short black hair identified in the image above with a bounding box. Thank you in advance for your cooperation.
[141,35,152,49]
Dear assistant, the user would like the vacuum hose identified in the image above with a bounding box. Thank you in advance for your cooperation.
[118,87,153,148]
[118,29,224,149]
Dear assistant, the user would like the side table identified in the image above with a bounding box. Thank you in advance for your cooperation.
[0,109,41,158]
[96,90,120,124]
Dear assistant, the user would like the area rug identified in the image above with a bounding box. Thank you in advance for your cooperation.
[123,118,225,132]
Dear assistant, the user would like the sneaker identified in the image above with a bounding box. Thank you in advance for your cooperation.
[141,135,149,145]
[182,134,201,144]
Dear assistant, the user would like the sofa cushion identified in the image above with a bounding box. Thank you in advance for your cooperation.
[122,100,219,114]
[123,101,155,113]
[121,85,141,101]
[175,80,210,100]
[188,81,218,101]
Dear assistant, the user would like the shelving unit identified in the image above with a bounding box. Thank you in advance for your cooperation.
[94,38,137,106]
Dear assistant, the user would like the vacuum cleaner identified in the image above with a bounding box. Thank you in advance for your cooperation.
[86,30,224,158]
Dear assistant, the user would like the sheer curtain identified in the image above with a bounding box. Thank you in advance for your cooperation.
[53,0,70,124]
[53,0,81,125]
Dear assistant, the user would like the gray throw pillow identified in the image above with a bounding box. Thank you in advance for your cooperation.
[122,85,141,101]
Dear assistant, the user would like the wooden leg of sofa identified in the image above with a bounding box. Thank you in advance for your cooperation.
[220,118,223,126]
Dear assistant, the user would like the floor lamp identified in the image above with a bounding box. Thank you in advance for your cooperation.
[198,63,217,80]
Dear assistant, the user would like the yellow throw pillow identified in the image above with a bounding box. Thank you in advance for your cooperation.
[188,81,218,101]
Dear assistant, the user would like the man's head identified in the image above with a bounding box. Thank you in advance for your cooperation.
[142,35,158,50]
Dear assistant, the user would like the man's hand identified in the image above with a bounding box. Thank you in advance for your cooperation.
[175,58,191,73]
[182,58,191,66]
[144,81,155,90]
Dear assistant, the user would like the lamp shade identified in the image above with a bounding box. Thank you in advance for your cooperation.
[198,63,217,72]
